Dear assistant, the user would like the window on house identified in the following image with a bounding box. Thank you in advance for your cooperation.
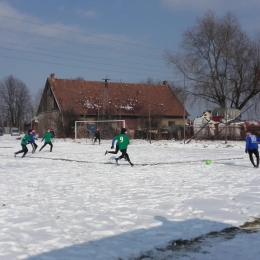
[168,121,175,126]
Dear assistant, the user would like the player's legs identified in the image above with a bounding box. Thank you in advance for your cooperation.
[39,142,47,151]
[33,142,38,152]
[108,145,119,154]
[49,142,53,152]
[22,145,28,157]
[248,150,256,166]
[252,149,259,167]
[15,144,27,156]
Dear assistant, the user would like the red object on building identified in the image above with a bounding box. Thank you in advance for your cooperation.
[211,116,223,122]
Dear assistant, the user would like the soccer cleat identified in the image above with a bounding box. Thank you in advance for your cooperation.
[130,163,134,167]
[105,151,108,155]
[254,165,259,168]
[115,158,118,165]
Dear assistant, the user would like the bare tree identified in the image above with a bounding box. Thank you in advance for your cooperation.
[141,77,162,85]
[167,81,185,102]
[165,10,260,111]
[0,75,32,128]
[73,76,85,81]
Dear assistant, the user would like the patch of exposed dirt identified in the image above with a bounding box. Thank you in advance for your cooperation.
[240,217,260,230]
[131,218,260,260]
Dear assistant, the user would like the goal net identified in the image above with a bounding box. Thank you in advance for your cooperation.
[75,120,125,140]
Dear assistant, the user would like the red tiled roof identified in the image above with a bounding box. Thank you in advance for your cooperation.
[47,77,189,117]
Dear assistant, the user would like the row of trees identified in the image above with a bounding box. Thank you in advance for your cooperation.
[0,75,42,130]
[165,11,260,115]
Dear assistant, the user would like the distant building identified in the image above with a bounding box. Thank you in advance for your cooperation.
[193,108,257,141]
[37,74,189,137]
[211,108,241,122]
[200,110,212,120]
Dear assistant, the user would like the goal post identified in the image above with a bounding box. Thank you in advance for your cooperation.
[75,120,125,140]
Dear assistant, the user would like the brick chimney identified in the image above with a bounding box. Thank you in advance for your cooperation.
[50,73,55,80]
[163,80,168,87]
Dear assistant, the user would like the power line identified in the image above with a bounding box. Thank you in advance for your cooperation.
[0,54,175,80]
[0,14,164,51]
[0,26,162,60]
[0,40,166,68]
[7,0,171,45]
[0,46,170,74]
[0,1,178,82]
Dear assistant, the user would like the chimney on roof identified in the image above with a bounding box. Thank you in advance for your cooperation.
[50,73,55,80]
[163,80,168,87]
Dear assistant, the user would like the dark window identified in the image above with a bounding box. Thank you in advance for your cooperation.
[54,100,58,110]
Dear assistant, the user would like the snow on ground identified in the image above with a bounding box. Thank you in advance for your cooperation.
[0,135,260,260]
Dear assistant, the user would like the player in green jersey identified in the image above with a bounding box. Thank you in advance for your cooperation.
[113,128,134,166]
[14,129,32,158]
[39,128,54,152]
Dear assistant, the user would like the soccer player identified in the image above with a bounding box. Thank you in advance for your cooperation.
[105,137,127,160]
[30,129,38,153]
[113,128,134,166]
[50,128,55,142]
[14,129,32,158]
[39,128,54,152]
[245,130,260,168]
[93,128,101,144]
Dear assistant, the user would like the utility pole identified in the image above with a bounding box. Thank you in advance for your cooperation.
[149,85,151,144]
[102,76,110,119]
[225,74,228,144]
[183,74,186,145]
[217,72,228,143]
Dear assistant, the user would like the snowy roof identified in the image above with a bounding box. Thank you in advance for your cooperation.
[45,75,189,117]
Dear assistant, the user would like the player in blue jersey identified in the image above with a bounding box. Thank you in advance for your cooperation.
[245,130,260,168]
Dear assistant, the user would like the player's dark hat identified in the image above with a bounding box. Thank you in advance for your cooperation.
[121,128,127,134]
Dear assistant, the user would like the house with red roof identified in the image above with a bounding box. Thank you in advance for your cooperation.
[37,74,189,138]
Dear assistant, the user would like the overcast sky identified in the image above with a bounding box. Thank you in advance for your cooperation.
[0,0,259,118]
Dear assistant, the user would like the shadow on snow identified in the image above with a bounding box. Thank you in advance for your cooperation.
[25,216,255,260]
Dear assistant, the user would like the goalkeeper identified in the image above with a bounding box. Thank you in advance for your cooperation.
[93,128,101,145]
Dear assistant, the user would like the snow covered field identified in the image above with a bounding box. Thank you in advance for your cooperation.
[0,135,260,260]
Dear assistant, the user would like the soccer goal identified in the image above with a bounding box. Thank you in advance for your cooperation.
[75,120,125,141]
